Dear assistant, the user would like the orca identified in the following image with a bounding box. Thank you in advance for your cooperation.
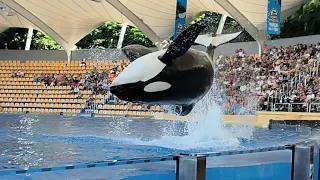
[110,17,242,116]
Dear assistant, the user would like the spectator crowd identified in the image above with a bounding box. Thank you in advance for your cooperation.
[216,42,320,113]
[10,42,320,114]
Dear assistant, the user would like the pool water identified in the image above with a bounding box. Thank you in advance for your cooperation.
[0,112,314,180]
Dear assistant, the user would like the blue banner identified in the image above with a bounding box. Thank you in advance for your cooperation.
[266,0,282,35]
[174,0,187,39]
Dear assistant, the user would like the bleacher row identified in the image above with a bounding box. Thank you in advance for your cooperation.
[0,104,158,117]
[0,60,131,73]
[0,60,130,66]
[0,60,160,117]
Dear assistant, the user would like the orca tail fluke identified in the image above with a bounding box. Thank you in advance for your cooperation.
[194,31,242,58]
[194,31,243,48]
[211,31,243,47]
[174,104,195,116]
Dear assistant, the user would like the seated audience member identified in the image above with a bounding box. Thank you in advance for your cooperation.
[80,58,86,67]
[33,76,39,82]
[73,86,80,94]
[86,95,95,106]
[19,71,24,77]
[12,71,17,77]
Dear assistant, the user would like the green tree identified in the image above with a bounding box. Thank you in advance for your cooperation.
[190,12,254,42]
[272,0,320,39]
[0,28,62,50]
[0,28,28,49]
[76,22,154,49]
[31,30,62,50]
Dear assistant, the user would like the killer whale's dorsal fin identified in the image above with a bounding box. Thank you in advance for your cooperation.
[122,44,155,62]
[159,16,211,64]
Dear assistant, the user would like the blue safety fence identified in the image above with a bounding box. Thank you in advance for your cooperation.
[205,146,293,179]
[190,145,292,157]
[0,141,319,180]
[0,156,174,176]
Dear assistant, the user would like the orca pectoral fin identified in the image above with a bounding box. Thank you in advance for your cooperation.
[174,104,195,116]
[122,45,154,62]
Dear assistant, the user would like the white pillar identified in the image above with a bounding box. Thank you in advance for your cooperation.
[257,30,266,57]
[257,40,262,57]
[66,50,71,63]
[216,15,227,35]
[25,28,33,50]
[117,23,127,49]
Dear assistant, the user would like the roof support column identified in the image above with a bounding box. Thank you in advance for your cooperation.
[117,23,127,49]
[25,28,33,50]
[67,50,71,63]
[214,0,263,54]
[105,0,163,49]
[216,14,227,35]
[1,0,73,59]
[257,30,266,56]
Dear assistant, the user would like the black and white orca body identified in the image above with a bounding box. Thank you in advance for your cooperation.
[110,17,241,116]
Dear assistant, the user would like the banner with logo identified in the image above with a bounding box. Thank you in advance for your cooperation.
[266,0,282,35]
[174,0,188,39]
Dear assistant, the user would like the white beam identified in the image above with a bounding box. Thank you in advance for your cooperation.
[216,15,227,35]
[0,0,73,56]
[105,0,163,48]
[214,0,265,55]
[214,0,261,40]
[25,28,33,50]
[117,23,127,49]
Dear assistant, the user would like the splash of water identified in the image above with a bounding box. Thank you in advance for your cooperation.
[82,47,127,62]
[133,81,255,151]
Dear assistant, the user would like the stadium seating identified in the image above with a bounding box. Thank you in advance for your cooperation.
[0,60,161,117]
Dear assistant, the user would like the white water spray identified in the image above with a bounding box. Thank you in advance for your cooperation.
[133,81,255,151]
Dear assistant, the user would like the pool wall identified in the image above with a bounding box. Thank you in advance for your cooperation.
[154,111,320,128]
[2,111,320,129]
[0,140,318,180]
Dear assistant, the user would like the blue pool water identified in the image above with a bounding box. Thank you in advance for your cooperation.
[0,113,314,180]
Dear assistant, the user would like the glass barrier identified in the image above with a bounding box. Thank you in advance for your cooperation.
[206,150,292,180]
[0,141,319,180]
[0,158,176,180]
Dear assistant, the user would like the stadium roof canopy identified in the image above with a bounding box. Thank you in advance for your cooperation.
[0,0,307,53]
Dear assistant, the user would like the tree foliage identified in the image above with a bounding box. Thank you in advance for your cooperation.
[0,28,28,49]
[31,31,62,50]
[272,0,320,39]
[76,22,153,49]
